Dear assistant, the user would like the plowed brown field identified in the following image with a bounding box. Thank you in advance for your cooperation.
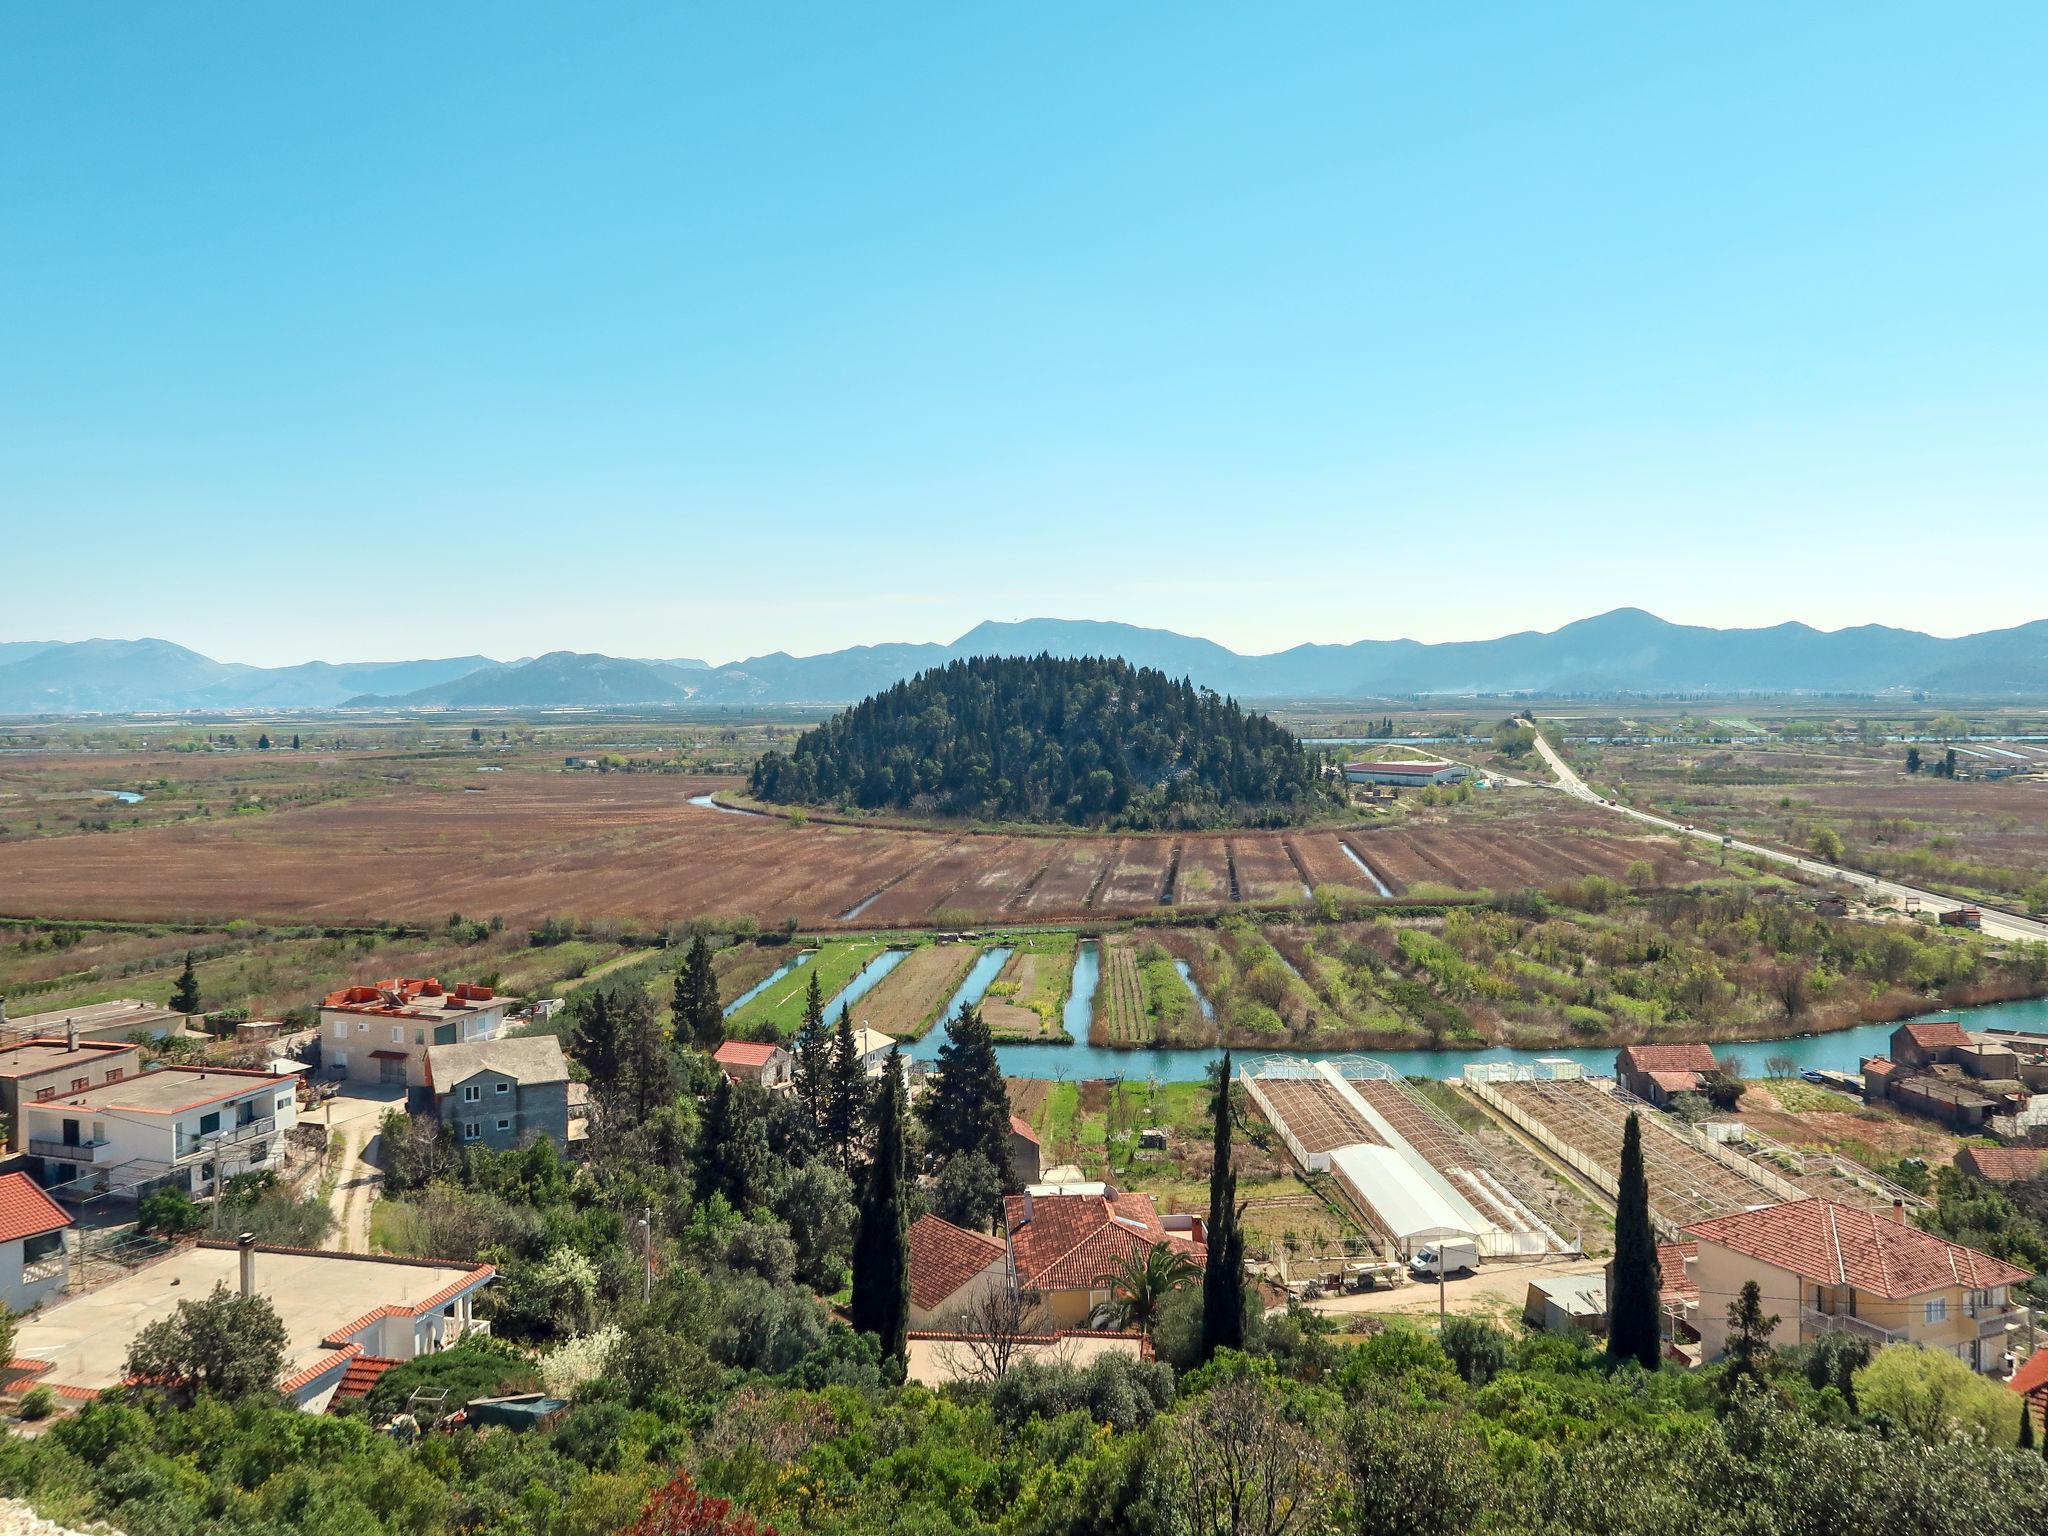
[0,773,1722,928]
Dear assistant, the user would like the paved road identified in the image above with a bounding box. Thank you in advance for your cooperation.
[1520,724,2048,945]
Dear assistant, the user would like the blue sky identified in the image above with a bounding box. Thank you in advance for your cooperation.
[3,5,2044,666]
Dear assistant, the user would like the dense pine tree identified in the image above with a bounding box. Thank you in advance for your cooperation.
[693,1075,774,1212]
[791,972,829,1130]
[850,1046,910,1367]
[569,981,674,1127]
[674,935,724,1053]
[1607,1111,1663,1371]
[824,1005,865,1173]
[169,952,201,1016]
[749,654,1332,829]
[916,1001,1015,1192]
[1201,1052,1245,1360]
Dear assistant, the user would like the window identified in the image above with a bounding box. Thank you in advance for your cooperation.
[391,1026,403,1045]
[105,1068,123,1082]
[414,1029,425,1045]
[1924,1297,1949,1325]
[495,1081,510,1094]
[496,1118,511,1132]
[198,1111,221,1135]
[357,1020,369,1034]
[71,1077,88,1092]
[333,1021,348,1041]
[462,1121,480,1142]
[33,1087,54,1103]
[463,1084,481,1104]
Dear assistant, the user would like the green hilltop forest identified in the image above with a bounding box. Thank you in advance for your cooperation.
[748,654,1338,828]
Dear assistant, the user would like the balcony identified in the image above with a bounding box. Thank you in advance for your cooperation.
[1971,1306,2024,1339]
[174,1115,276,1163]
[28,1137,112,1164]
[1799,1307,1898,1346]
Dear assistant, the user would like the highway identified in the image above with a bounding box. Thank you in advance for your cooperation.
[1516,723,2048,945]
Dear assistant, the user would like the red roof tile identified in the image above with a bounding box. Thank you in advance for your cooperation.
[1004,1188,1205,1292]
[1899,1021,1971,1050]
[1647,1070,1703,1093]
[1618,1044,1719,1074]
[0,1172,72,1244]
[908,1213,1007,1312]
[1958,1147,2048,1183]
[2010,1349,2048,1401]
[713,1041,783,1068]
[1683,1198,2028,1298]
[1864,1057,1897,1076]
[1009,1114,1039,1145]
[334,1354,405,1399]
[1656,1241,1699,1304]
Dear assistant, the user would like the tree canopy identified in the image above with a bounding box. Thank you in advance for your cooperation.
[748,653,1332,828]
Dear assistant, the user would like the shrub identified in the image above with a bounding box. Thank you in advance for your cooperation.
[17,1385,55,1421]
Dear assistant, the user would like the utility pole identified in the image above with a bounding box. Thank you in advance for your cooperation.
[641,1207,653,1304]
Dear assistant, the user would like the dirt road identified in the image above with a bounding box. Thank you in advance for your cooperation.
[316,1087,404,1253]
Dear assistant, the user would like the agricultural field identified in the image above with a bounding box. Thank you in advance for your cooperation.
[0,917,635,1024]
[1090,936,1151,1045]
[852,942,980,1038]
[1572,735,2048,911]
[1231,837,1310,903]
[1171,838,1235,907]
[1010,1075,1358,1256]
[724,937,894,1038]
[978,932,1078,1040]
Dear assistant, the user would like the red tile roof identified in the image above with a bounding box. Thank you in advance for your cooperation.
[1618,1043,1719,1074]
[713,1041,783,1068]
[1864,1057,1897,1076]
[1004,1188,1205,1292]
[908,1213,1006,1312]
[334,1354,405,1399]
[1648,1070,1703,1094]
[1958,1147,2048,1183]
[1656,1241,1699,1304]
[1683,1198,2029,1298]
[0,1172,72,1245]
[2010,1349,2048,1401]
[1009,1114,1039,1145]
[1899,1021,1971,1050]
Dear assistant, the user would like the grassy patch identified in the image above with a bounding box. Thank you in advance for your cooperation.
[725,938,892,1037]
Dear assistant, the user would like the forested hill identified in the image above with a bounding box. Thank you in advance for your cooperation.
[747,654,1334,828]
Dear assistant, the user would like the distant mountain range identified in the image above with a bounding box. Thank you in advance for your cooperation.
[4,611,2047,714]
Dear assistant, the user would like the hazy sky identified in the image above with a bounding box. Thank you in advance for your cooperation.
[4,5,2044,667]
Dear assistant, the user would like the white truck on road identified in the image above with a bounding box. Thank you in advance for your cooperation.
[1408,1239,1480,1280]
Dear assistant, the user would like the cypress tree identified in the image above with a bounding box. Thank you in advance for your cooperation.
[674,935,723,1052]
[917,1001,1015,1189]
[169,952,201,1016]
[1608,1111,1663,1371]
[2022,1398,2037,1452]
[792,972,829,1129]
[850,1046,910,1367]
[1200,1051,1245,1360]
[824,1004,864,1173]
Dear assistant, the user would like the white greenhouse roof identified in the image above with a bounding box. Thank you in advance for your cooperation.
[1328,1142,1490,1245]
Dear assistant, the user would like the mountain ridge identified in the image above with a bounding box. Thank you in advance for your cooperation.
[5,610,2048,713]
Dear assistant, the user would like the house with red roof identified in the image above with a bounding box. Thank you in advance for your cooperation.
[2009,1348,2048,1434]
[1615,1044,1719,1106]
[907,1212,1008,1327]
[1889,1019,1973,1069]
[1003,1183,1206,1328]
[1008,1114,1042,1185]
[0,1171,72,1313]
[1682,1198,2029,1374]
[1956,1146,2048,1184]
[712,1039,792,1091]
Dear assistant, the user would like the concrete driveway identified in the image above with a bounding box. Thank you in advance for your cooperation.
[307,1084,406,1252]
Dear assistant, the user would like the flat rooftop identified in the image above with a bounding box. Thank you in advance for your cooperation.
[14,1245,483,1397]
[0,1038,141,1077]
[5,999,187,1034]
[27,1067,285,1117]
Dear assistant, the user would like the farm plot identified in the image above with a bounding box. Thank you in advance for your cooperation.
[726,938,893,1037]
[980,936,1077,1039]
[1231,839,1308,903]
[1489,1078,1780,1232]
[1359,824,1710,893]
[1286,834,1394,895]
[1251,1077,1381,1156]
[711,945,785,1006]
[1173,838,1235,906]
[852,943,982,1038]
[1096,840,1175,909]
[1091,937,1154,1045]
[1019,842,1120,914]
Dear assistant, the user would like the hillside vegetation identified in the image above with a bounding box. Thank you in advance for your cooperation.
[748,653,1336,828]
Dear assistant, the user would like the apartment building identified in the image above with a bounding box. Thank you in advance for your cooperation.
[426,1036,571,1151]
[22,1066,300,1199]
[320,978,511,1088]
[0,1035,143,1151]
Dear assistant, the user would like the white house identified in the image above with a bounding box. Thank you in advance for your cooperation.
[22,1066,300,1199]
[320,978,511,1088]
[0,1172,71,1313]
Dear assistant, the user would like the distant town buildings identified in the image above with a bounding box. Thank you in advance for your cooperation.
[1341,759,1469,788]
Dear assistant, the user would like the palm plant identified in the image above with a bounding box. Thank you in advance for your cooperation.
[1091,1242,1198,1335]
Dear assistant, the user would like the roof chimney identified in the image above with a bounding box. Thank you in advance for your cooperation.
[1893,1197,1907,1225]
[67,1019,79,1052]
[238,1232,257,1298]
